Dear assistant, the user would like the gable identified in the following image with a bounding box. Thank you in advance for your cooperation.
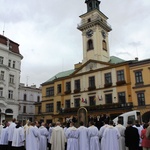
[73,60,112,75]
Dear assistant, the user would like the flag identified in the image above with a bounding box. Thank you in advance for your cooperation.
[98,95,103,101]
[84,98,87,104]
[81,98,84,103]
[81,98,87,104]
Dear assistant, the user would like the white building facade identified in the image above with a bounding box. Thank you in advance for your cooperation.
[18,83,42,123]
[0,34,23,123]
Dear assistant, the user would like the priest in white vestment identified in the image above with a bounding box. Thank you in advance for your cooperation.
[115,120,126,150]
[103,120,120,150]
[12,121,25,150]
[25,122,40,150]
[65,122,79,150]
[39,123,49,150]
[88,121,100,150]
[50,122,65,150]
[99,119,109,150]
[77,121,89,150]
[8,118,16,150]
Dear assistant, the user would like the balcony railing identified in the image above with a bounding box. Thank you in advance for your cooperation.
[88,86,96,91]
[62,102,133,114]
[74,89,80,93]
[116,80,126,86]
[104,83,112,88]
[64,90,71,95]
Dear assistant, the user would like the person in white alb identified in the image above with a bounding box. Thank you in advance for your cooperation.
[39,122,49,150]
[0,121,9,150]
[77,121,89,150]
[12,121,25,150]
[115,120,126,150]
[7,118,16,150]
[25,122,40,150]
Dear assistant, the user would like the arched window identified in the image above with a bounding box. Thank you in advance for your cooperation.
[102,40,107,51]
[5,109,13,113]
[87,39,94,51]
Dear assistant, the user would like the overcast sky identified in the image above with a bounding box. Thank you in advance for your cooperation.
[0,0,150,87]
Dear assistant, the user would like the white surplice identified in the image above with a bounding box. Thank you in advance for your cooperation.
[12,127,25,147]
[88,125,100,150]
[99,124,109,150]
[25,125,40,150]
[8,122,16,142]
[0,127,8,145]
[103,125,120,150]
[77,126,89,150]
[65,126,79,150]
[39,126,49,150]
[115,124,126,150]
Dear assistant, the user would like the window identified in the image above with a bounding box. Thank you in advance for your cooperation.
[46,103,54,112]
[8,60,11,67]
[57,84,62,94]
[0,88,3,97]
[117,70,125,81]
[118,92,126,104]
[13,61,15,68]
[74,79,80,90]
[8,90,13,99]
[5,109,13,113]
[105,73,112,84]
[0,71,4,80]
[135,71,143,84]
[0,56,4,64]
[38,106,41,114]
[66,82,71,91]
[9,75,14,84]
[89,76,95,87]
[87,39,93,51]
[46,87,54,96]
[102,40,107,50]
[23,106,26,113]
[105,94,112,104]
[37,96,40,102]
[24,94,27,101]
[57,101,61,112]
[65,100,70,109]
[74,98,80,108]
[137,92,145,106]
[88,2,92,11]
[89,96,96,106]
[88,18,91,22]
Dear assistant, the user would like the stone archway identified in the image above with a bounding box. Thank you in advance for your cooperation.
[77,107,88,126]
[142,111,150,123]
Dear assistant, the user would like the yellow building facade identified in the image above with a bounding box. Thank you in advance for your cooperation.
[35,0,150,124]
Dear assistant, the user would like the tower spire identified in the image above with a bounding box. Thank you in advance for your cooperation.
[85,0,100,12]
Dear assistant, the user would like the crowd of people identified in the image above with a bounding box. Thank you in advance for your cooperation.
[0,118,150,150]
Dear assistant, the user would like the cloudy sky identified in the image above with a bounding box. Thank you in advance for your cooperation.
[0,0,150,87]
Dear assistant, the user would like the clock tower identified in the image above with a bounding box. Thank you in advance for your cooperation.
[77,0,112,63]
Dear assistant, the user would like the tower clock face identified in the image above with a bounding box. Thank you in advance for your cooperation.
[101,30,106,39]
[86,29,93,38]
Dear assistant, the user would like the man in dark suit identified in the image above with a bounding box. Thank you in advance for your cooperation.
[125,120,140,150]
